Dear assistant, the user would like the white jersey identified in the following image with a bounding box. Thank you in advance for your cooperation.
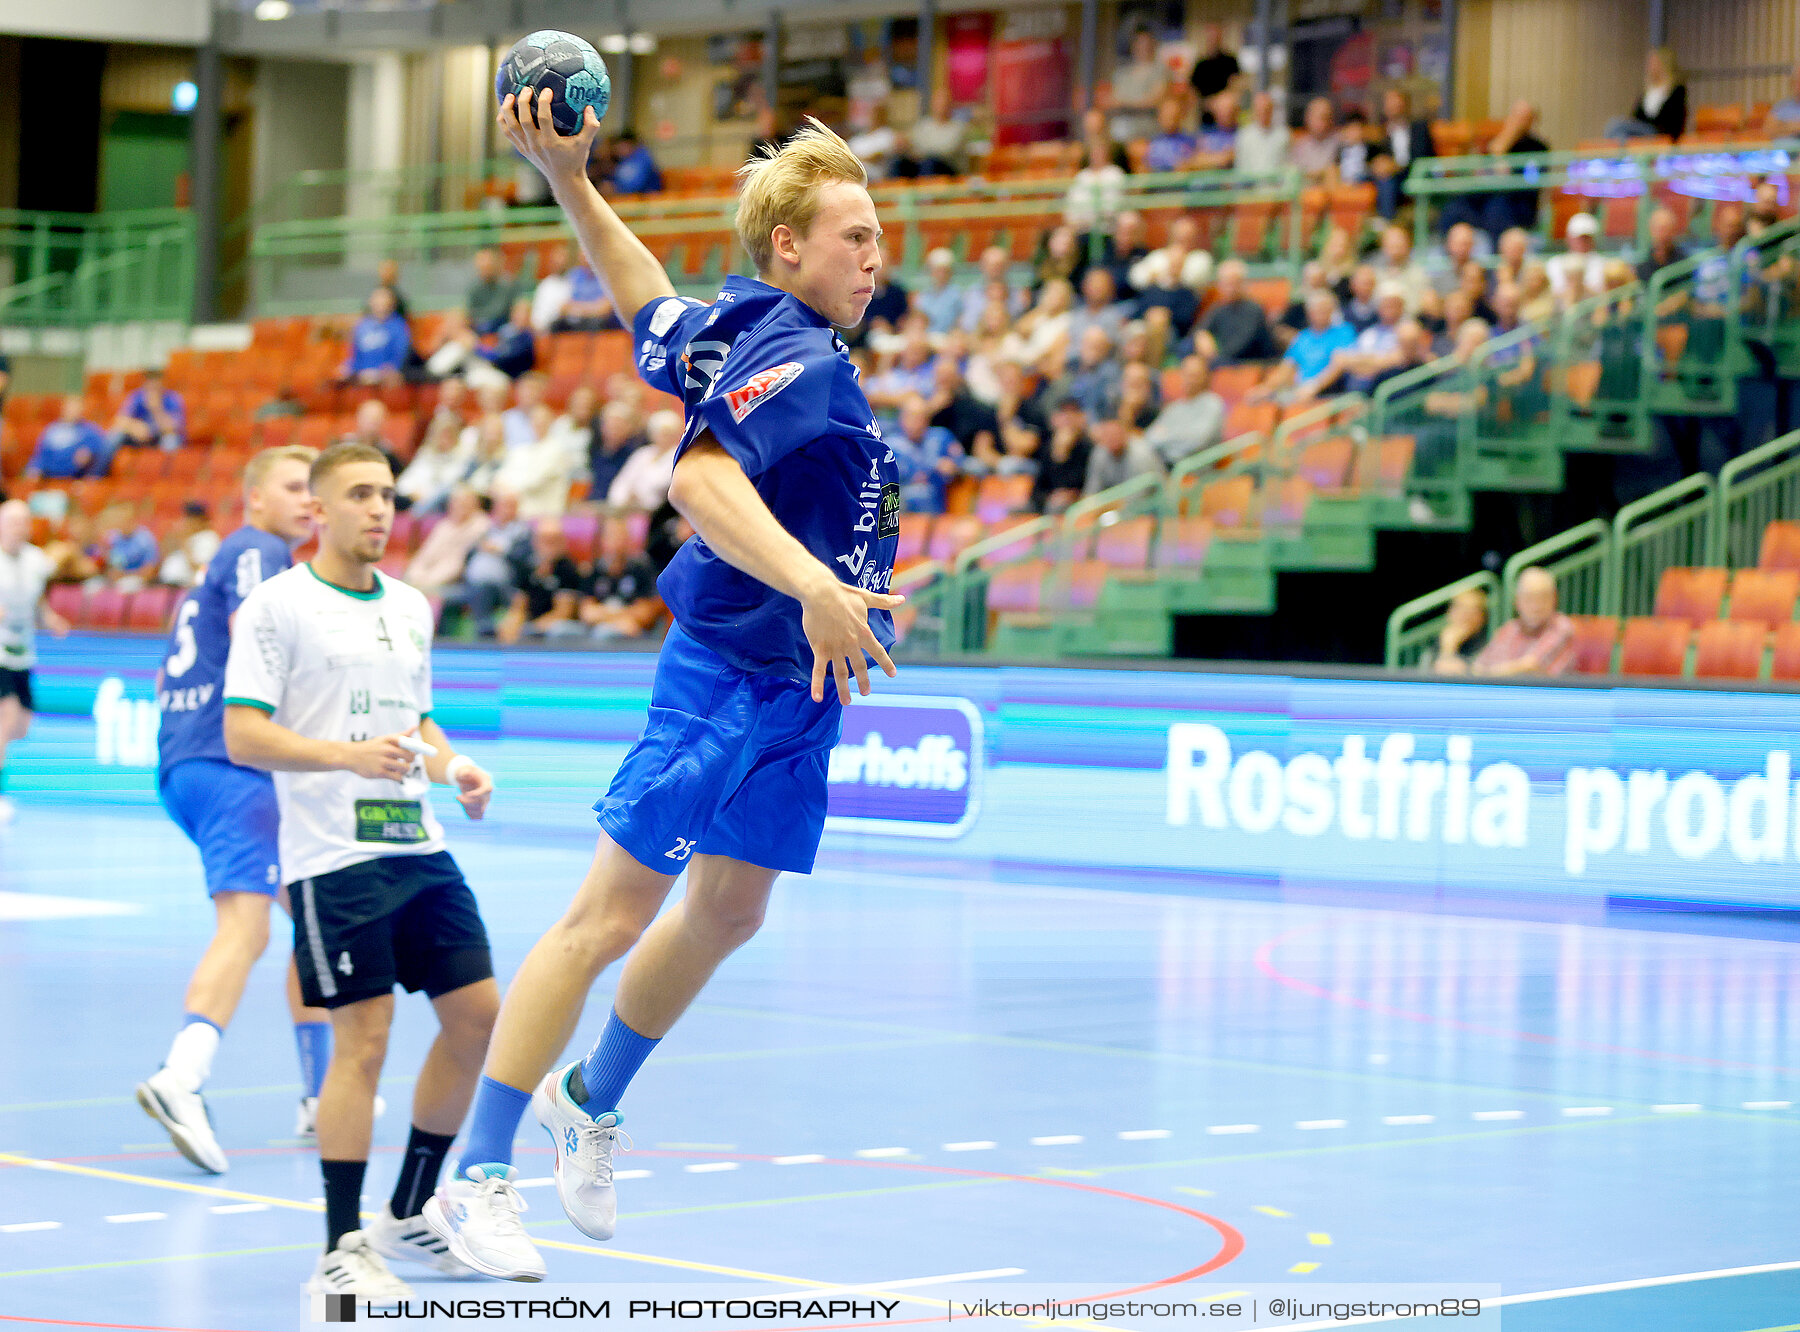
[223,563,444,883]
[0,544,51,671]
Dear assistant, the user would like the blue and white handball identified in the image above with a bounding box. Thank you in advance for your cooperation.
[496,30,611,136]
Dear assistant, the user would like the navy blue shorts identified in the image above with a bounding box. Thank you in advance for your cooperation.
[596,625,843,875]
[159,757,282,898]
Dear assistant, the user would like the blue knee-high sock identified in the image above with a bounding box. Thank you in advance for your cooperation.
[571,1009,660,1118]
[294,1022,331,1100]
[459,1076,533,1171]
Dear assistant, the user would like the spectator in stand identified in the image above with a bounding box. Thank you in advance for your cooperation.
[558,260,618,331]
[501,372,550,448]
[444,490,529,634]
[1370,317,1435,393]
[340,285,411,385]
[1066,268,1129,361]
[1548,213,1606,301]
[1059,325,1124,419]
[1002,279,1075,368]
[1133,244,1202,339]
[375,258,412,318]
[1251,291,1357,402]
[1289,97,1340,183]
[1084,417,1163,493]
[1101,211,1151,297]
[1131,215,1212,293]
[1235,90,1290,176]
[1606,47,1688,141]
[429,376,471,435]
[1141,354,1226,468]
[1428,221,1482,294]
[155,501,221,587]
[1033,398,1094,513]
[1444,102,1549,243]
[607,408,681,511]
[587,399,646,501]
[914,249,963,334]
[1065,134,1127,233]
[1115,358,1161,429]
[890,395,962,514]
[847,47,892,132]
[496,517,587,643]
[1343,265,1381,331]
[109,367,186,454]
[405,484,491,597]
[466,246,517,335]
[1111,28,1169,144]
[1200,259,1279,362]
[1335,106,1374,185]
[1636,206,1689,282]
[473,297,539,383]
[1372,223,1431,311]
[1519,262,1559,322]
[994,359,1053,437]
[994,419,1044,479]
[1034,225,1084,291]
[865,328,940,411]
[463,416,512,498]
[98,501,161,592]
[424,310,494,387]
[1770,62,1800,135]
[1474,566,1574,676]
[605,130,664,195]
[530,243,576,332]
[901,87,968,177]
[494,402,583,518]
[340,398,408,480]
[1370,88,1436,219]
[579,516,663,640]
[959,246,1023,331]
[26,396,109,480]
[1432,586,1491,675]
[1192,92,1240,170]
[1189,23,1240,114]
[1277,261,1336,349]
[848,104,901,181]
[926,360,1000,459]
[550,383,598,459]
[1313,282,1409,397]
[1454,265,1497,323]
[862,247,910,331]
[1146,97,1198,173]
[1494,226,1532,285]
[397,414,475,514]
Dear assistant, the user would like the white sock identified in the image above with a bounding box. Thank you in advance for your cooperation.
[163,1019,221,1093]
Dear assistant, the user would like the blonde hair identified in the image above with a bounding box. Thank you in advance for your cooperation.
[243,444,318,495]
[735,117,868,275]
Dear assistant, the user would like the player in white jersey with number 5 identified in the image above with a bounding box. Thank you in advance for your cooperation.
[0,498,70,823]
[222,442,502,1301]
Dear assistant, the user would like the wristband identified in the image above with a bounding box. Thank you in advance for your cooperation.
[445,754,476,784]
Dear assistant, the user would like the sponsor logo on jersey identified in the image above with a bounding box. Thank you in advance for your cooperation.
[724,362,804,423]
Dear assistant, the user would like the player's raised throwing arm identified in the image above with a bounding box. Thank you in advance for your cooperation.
[669,435,903,705]
[499,89,675,326]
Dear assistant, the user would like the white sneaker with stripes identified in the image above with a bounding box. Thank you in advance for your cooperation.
[367,1204,474,1277]
[304,1230,413,1302]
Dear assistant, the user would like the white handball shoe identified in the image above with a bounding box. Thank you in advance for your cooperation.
[305,1230,414,1302]
[366,1204,474,1277]
[135,1068,228,1175]
[533,1064,628,1241]
[422,1165,546,1282]
[296,1093,386,1141]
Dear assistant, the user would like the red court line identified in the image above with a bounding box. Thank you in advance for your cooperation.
[1254,923,1800,1074]
[0,1317,264,1332]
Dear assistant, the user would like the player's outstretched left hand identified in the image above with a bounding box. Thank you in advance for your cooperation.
[801,579,906,706]
[497,88,602,193]
[452,761,494,821]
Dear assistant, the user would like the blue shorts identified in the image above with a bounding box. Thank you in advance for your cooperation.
[596,625,843,875]
[159,758,282,898]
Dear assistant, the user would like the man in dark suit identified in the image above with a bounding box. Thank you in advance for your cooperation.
[1370,88,1436,220]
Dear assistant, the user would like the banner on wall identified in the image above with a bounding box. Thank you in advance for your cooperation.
[21,636,1800,912]
[992,8,1072,145]
[943,12,994,104]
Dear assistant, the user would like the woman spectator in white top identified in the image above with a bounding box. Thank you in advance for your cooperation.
[1606,47,1688,141]
[606,409,682,511]
[397,415,476,514]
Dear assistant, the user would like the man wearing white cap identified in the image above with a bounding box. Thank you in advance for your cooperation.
[1548,213,1607,301]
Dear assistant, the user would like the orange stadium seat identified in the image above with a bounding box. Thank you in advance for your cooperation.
[1619,616,1691,677]
[985,559,1049,613]
[1653,567,1728,626]
[1296,436,1355,490]
[895,514,933,566]
[974,475,1034,523]
[1156,516,1212,569]
[977,515,1042,569]
[1759,520,1800,571]
[1094,515,1155,567]
[1726,569,1800,627]
[926,515,983,564]
[1692,620,1767,680]
[1772,624,1800,680]
[1199,475,1256,529]
[1569,615,1620,674]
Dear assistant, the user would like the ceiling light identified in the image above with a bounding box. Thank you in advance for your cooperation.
[255,0,292,19]
[598,34,628,54]
[628,34,657,55]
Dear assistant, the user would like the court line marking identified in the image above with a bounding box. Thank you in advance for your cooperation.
[812,1268,1026,1292]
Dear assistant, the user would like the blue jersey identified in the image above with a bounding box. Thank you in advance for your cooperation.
[156,525,294,773]
[634,277,899,682]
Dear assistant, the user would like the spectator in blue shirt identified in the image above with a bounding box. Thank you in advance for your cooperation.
[26,396,109,479]
[890,395,962,513]
[1146,98,1198,174]
[478,298,540,381]
[99,500,161,590]
[1770,63,1800,136]
[1249,291,1358,402]
[913,249,964,335]
[341,285,412,384]
[108,366,186,453]
[606,131,663,196]
[557,265,618,331]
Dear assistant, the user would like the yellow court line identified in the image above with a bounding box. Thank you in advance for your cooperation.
[0,1151,318,1211]
[1739,1325,1800,1332]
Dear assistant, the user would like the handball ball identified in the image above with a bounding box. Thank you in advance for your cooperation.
[496,30,610,135]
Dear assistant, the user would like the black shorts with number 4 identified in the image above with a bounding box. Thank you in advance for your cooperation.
[291,851,493,1010]
[0,667,34,711]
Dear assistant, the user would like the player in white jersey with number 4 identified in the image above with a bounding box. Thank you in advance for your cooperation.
[0,498,70,823]
[223,442,502,1302]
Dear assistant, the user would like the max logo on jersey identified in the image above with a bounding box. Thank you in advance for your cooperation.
[724,362,804,423]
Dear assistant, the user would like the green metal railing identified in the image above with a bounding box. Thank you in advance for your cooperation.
[1457,317,1562,492]
[1383,570,1501,671]
[1609,473,1716,618]
[1547,279,1650,454]
[0,208,195,326]
[1502,518,1612,620]
[1717,430,1800,568]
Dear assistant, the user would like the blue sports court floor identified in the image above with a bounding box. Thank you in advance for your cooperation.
[2,729,1798,1331]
